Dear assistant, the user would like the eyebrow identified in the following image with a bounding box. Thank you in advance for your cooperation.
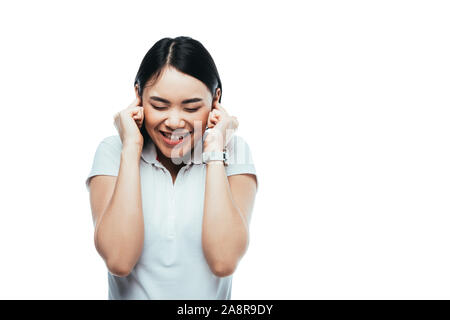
[149,96,203,104]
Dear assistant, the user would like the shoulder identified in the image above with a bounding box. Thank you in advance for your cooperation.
[229,134,247,143]
[86,135,123,191]
[226,134,255,163]
[101,135,122,148]
[92,135,123,161]
[96,135,123,154]
[226,134,251,150]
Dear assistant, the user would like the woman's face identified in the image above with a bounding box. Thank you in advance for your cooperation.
[135,66,220,161]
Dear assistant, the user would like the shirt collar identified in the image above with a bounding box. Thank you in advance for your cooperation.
[140,138,204,168]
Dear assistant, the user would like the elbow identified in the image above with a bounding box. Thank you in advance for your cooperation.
[106,259,133,278]
[94,230,134,278]
[211,261,237,278]
[206,244,248,278]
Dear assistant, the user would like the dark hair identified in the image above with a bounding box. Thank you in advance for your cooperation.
[134,36,222,146]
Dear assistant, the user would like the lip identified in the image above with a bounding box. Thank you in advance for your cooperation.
[159,130,192,146]
[160,130,191,136]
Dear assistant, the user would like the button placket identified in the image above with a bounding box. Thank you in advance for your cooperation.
[168,190,176,238]
[166,165,187,239]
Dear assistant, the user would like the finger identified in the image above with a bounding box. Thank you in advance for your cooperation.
[212,101,221,110]
[136,108,144,123]
[132,114,143,128]
[207,116,215,128]
[210,110,221,122]
[211,111,220,120]
[128,106,143,117]
[213,114,221,123]
[207,116,212,128]
[133,114,143,123]
[133,109,142,117]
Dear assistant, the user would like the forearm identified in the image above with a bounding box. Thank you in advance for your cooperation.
[202,161,249,273]
[95,143,144,273]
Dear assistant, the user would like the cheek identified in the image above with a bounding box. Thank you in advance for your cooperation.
[143,109,159,127]
[197,110,211,123]
[193,112,208,122]
[188,112,210,131]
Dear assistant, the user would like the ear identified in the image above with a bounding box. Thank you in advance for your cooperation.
[134,84,142,106]
[212,87,221,108]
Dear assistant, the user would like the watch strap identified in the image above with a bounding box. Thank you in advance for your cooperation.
[202,148,229,166]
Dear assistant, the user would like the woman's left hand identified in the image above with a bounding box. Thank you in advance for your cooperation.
[203,102,239,152]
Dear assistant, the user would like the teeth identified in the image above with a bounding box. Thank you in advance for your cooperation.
[172,135,182,141]
[161,131,188,141]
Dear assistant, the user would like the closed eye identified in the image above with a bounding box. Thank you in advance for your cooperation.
[151,104,200,112]
[185,108,201,112]
[151,104,167,110]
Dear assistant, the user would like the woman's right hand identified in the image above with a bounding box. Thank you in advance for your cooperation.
[113,97,145,148]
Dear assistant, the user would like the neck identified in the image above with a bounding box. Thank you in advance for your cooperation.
[156,147,189,172]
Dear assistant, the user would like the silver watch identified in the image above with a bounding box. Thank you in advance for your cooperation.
[202,148,229,166]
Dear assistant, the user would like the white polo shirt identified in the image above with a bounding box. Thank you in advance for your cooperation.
[85,133,258,300]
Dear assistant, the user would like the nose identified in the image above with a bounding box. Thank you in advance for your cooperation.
[165,110,186,130]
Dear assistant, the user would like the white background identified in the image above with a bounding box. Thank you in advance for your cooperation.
[0,0,449,299]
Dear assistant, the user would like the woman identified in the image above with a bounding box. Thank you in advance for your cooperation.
[85,36,258,300]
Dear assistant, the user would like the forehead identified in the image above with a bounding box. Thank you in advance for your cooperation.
[144,66,211,101]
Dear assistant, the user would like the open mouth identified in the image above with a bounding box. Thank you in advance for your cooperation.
[159,130,191,143]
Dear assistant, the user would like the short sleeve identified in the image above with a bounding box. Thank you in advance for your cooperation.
[85,135,123,192]
[225,135,259,192]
